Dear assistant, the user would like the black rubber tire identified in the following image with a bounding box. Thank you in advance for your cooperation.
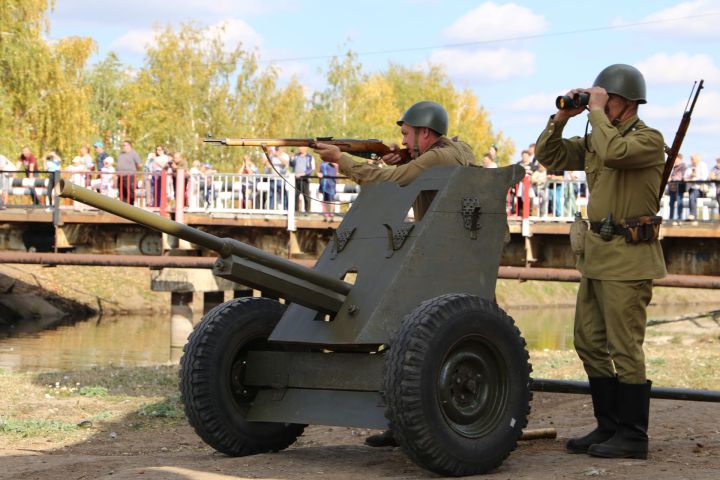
[384,294,532,476]
[179,297,305,456]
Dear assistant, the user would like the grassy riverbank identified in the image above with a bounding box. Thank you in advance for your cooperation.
[0,314,717,447]
[1,264,718,318]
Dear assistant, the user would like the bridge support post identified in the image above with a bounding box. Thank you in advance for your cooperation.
[170,291,193,363]
[203,291,225,314]
[151,268,243,362]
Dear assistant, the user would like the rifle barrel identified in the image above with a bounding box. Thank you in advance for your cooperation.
[658,79,704,201]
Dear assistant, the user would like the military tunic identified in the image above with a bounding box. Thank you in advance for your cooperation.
[338,136,476,219]
[536,110,667,383]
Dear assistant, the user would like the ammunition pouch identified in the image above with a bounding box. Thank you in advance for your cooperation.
[589,216,662,244]
[569,216,588,256]
[620,216,662,244]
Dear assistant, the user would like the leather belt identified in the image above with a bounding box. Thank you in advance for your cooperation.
[589,222,627,236]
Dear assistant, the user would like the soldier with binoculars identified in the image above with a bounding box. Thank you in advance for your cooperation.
[535,64,667,460]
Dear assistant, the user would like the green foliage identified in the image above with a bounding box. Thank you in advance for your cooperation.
[79,385,109,397]
[0,416,77,437]
[0,10,513,170]
[137,393,183,418]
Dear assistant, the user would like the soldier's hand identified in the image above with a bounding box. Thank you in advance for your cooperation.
[584,86,609,112]
[555,88,587,122]
[382,144,406,165]
[311,143,342,164]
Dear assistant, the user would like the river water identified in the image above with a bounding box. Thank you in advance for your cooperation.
[0,303,715,372]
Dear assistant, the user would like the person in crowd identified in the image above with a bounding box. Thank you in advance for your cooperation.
[147,145,170,207]
[292,146,315,214]
[535,64,666,459]
[187,160,202,209]
[313,100,476,447]
[515,150,533,214]
[488,143,499,163]
[264,147,289,210]
[528,142,538,171]
[667,153,687,225]
[117,140,142,204]
[100,157,116,198]
[684,154,709,223]
[44,150,62,207]
[564,170,585,216]
[94,141,109,172]
[710,157,720,217]
[200,162,216,209]
[239,154,258,209]
[531,163,548,216]
[170,152,189,208]
[19,146,40,205]
[0,153,13,209]
[67,156,86,209]
[546,168,565,216]
[481,152,498,168]
[318,158,337,221]
[79,144,94,173]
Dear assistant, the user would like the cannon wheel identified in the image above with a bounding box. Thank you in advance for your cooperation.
[180,297,305,456]
[384,294,531,476]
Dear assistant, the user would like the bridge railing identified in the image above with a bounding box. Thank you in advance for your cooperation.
[1,169,718,224]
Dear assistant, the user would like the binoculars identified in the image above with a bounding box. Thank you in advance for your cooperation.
[555,92,590,110]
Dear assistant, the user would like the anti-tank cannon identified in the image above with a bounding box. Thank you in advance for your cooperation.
[57,164,530,476]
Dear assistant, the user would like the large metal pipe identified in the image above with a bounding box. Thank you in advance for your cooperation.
[0,252,316,269]
[498,266,720,289]
[56,180,351,296]
[2,250,718,290]
[532,378,720,403]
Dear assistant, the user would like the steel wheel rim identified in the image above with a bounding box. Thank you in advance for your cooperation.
[437,335,508,437]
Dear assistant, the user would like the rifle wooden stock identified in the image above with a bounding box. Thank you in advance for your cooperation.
[205,136,412,163]
[659,80,704,201]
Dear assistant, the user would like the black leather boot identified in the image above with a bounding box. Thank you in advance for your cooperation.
[364,430,397,447]
[566,377,618,454]
[588,380,651,459]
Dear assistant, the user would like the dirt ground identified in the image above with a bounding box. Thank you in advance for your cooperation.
[1,264,719,479]
[0,392,717,480]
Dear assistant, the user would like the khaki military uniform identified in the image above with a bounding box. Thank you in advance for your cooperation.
[338,137,476,219]
[536,110,667,383]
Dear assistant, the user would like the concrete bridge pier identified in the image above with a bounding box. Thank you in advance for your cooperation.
[151,268,245,363]
[170,291,193,363]
[203,291,225,314]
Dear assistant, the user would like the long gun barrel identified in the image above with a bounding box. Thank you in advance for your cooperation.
[56,180,351,312]
[659,79,704,201]
[205,136,412,162]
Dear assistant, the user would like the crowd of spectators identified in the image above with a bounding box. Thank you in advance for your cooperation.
[502,142,588,218]
[504,143,719,221]
[0,142,717,221]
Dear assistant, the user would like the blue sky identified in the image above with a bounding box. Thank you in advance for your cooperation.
[49,1,720,167]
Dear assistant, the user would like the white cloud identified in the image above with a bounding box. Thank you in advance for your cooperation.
[109,30,157,55]
[614,1,720,39]
[52,0,296,27]
[635,53,720,85]
[428,48,535,82]
[509,92,562,112]
[442,2,548,43]
[208,19,263,51]
[643,89,720,121]
[109,19,263,56]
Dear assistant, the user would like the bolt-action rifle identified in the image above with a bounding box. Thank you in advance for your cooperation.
[205,136,412,163]
[658,80,704,201]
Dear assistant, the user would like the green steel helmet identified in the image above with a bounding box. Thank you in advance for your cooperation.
[593,64,647,104]
[396,101,449,136]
